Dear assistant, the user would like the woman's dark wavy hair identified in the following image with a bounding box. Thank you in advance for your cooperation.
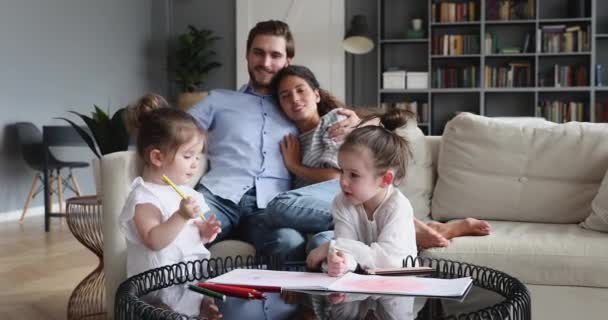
[270,65,345,116]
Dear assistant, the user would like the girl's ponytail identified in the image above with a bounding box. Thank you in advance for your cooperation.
[127,93,169,136]
[127,93,204,164]
[380,108,415,131]
[340,107,415,183]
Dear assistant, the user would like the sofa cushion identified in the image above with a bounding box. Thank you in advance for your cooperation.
[396,120,434,220]
[432,113,608,223]
[421,221,608,287]
[581,168,608,232]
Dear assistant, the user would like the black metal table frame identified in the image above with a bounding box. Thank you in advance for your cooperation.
[115,256,531,320]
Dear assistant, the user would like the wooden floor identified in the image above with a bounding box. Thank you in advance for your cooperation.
[0,216,98,320]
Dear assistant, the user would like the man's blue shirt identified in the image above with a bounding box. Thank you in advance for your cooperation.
[189,85,297,208]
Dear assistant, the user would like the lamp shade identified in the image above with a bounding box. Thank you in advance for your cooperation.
[343,15,374,55]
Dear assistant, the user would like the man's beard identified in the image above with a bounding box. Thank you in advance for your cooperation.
[248,66,274,90]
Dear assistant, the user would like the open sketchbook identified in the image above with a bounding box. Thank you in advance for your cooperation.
[208,269,473,298]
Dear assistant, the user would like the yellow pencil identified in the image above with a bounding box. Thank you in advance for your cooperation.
[161,174,206,221]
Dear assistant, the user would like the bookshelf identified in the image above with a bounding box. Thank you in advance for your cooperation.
[377,0,607,134]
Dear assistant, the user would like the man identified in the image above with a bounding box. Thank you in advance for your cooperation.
[189,20,358,256]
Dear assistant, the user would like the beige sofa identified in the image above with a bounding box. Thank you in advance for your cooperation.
[102,114,608,319]
[414,114,608,320]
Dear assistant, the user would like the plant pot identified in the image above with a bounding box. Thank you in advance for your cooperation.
[92,158,102,198]
[176,91,208,111]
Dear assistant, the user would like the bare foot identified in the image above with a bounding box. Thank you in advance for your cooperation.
[415,220,449,249]
[428,218,491,240]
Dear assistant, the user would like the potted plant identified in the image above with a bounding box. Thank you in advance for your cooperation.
[58,106,130,195]
[171,25,222,110]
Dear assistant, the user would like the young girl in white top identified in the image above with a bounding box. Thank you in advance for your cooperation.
[323,109,417,277]
[120,94,221,277]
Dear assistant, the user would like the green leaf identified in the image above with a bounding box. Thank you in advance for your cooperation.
[170,25,222,91]
[108,107,130,154]
[55,117,101,158]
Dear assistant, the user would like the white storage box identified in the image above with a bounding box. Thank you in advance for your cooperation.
[382,70,406,89]
[407,72,429,89]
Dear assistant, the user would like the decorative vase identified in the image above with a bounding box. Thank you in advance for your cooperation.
[176,91,208,111]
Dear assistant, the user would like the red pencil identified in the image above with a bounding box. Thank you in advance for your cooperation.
[197,282,266,300]
[219,284,281,293]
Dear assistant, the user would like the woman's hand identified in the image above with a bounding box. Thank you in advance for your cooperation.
[327,250,348,277]
[280,134,302,172]
[327,108,361,141]
[194,214,222,243]
[306,241,330,270]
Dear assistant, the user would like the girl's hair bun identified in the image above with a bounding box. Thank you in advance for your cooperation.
[127,93,169,134]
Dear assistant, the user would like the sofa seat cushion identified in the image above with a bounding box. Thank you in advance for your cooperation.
[421,221,608,288]
[209,240,256,261]
[432,113,608,223]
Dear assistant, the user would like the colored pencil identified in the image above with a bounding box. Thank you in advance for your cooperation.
[187,284,226,301]
[162,174,206,221]
[198,282,266,299]
[215,283,281,293]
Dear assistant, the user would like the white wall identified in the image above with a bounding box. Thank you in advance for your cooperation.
[0,0,167,213]
[235,0,345,101]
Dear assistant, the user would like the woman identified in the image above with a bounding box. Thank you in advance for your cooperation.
[263,65,490,255]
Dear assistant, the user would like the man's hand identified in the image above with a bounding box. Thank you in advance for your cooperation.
[194,214,222,243]
[178,197,200,220]
[327,108,360,141]
[327,250,348,277]
[279,134,302,172]
[306,241,330,270]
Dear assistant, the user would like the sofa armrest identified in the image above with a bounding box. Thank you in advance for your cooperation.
[101,151,142,316]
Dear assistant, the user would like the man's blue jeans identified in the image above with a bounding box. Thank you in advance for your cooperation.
[197,180,340,259]
[198,185,300,256]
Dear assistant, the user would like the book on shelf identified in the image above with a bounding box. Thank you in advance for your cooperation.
[597,64,605,87]
[539,24,590,53]
[484,62,532,88]
[433,34,479,55]
[501,47,521,54]
[484,32,499,54]
[486,0,534,20]
[537,100,585,123]
[208,269,474,298]
[432,0,477,23]
[548,64,588,87]
[596,101,608,122]
[433,65,477,88]
[522,33,531,53]
[568,0,588,18]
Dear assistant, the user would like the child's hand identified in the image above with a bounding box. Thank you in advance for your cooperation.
[327,250,348,277]
[194,214,222,243]
[328,292,347,305]
[199,296,222,320]
[306,241,330,270]
[178,197,200,220]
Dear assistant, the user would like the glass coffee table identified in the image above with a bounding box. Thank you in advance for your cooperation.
[115,256,530,320]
